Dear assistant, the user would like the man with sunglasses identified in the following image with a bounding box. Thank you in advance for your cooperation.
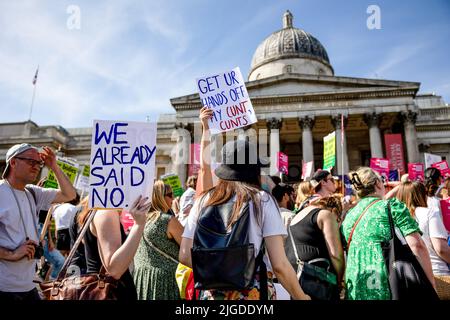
[0,143,76,300]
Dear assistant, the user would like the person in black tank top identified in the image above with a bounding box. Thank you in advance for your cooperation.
[285,195,345,298]
[78,195,151,300]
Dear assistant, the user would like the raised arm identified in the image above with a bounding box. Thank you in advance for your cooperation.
[40,146,76,203]
[196,107,214,196]
[93,196,151,279]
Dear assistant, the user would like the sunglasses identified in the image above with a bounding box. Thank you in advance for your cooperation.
[15,157,44,168]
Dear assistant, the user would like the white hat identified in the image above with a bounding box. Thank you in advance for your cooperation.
[2,143,37,178]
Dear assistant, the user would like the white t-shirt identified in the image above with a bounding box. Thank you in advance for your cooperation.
[415,206,450,275]
[178,187,196,227]
[0,180,58,292]
[52,203,78,230]
[427,196,441,211]
[183,190,287,272]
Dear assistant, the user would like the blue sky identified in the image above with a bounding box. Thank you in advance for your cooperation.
[1,0,449,128]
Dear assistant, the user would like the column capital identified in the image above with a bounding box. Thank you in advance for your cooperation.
[174,122,193,132]
[331,115,348,130]
[363,112,382,128]
[266,118,282,130]
[400,110,418,125]
[299,116,315,130]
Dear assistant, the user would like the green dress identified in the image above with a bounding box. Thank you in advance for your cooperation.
[133,212,181,300]
[341,197,420,300]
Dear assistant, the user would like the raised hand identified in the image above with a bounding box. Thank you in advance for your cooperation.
[199,106,213,130]
[129,195,151,226]
[39,146,58,170]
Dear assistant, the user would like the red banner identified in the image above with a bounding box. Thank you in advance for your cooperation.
[384,134,405,174]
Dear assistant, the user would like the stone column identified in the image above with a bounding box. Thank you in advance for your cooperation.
[332,115,349,175]
[172,123,192,188]
[267,118,282,175]
[401,111,420,163]
[299,116,315,172]
[364,113,384,158]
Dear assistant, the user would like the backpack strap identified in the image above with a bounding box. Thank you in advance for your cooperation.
[255,240,268,300]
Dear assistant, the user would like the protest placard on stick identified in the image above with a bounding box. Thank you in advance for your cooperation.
[88,120,157,209]
[196,67,257,134]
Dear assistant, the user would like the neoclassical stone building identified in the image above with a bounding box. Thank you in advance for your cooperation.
[1,11,449,186]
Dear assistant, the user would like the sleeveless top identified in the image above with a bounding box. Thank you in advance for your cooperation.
[84,216,137,300]
[284,208,336,274]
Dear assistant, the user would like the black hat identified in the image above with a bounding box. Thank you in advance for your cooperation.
[310,169,331,189]
[214,139,265,183]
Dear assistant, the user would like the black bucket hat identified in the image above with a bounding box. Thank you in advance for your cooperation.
[214,139,266,183]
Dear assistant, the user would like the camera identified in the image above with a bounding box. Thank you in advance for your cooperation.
[33,243,44,260]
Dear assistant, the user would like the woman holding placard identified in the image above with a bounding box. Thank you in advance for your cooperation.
[76,195,151,300]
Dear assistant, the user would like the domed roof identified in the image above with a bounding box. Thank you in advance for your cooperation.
[249,11,332,77]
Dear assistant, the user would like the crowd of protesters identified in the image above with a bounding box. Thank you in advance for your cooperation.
[1,109,449,301]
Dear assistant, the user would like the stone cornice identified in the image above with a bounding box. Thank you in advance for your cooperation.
[171,86,419,111]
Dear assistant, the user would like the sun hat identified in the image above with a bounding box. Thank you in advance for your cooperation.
[2,143,37,178]
[214,139,266,183]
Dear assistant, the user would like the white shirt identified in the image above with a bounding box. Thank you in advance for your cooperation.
[0,180,57,292]
[415,206,450,275]
[52,203,78,230]
[178,187,196,227]
[183,190,287,272]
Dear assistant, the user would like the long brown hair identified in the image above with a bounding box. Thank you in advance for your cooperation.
[396,181,427,218]
[204,179,264,229]
[77,195,90,227]
[147,180,172,223]
[315,195,343,222]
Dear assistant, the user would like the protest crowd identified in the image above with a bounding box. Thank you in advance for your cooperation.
[1,81,450,302]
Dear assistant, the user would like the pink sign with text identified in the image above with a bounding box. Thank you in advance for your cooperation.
[370,158,390,180]
[277,152,288,174]
[439,199,450,232]
[407,163,424,181]
[431,161,450,178]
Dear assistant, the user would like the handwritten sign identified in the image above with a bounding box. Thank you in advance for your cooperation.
[301,161,314,180]
[408,163,424,181]
[197,67,257,134]
[424,152,442,169]
[76,165,90,192]
[323,131,336,171]
[277,152,288,174]
[370,158,390,181]
[89,120,157,209]
[161,173,184,198]
[431,161,450,178]
[45,157,79,189]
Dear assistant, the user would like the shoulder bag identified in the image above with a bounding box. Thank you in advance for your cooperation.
[288,224,338,300]
[381,202,439,300]
[39,209,124,300]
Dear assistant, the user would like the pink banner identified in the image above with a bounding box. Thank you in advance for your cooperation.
[439,199,450,232]
[277,152,288,174]
[120,210,134,234]
[188,143,201,176]
[370,158,390,181]
[384,134,405,174]
[407,163,424,181]
[431,160,450,178]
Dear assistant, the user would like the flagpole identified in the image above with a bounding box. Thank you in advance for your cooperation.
[29,66,39,121]
[28,84,36,121]
[341,114,344,195]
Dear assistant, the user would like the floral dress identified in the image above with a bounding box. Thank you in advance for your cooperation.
[341,197,420,300]
[133,212,180,300]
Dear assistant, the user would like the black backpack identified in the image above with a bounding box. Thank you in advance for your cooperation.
[191,200,267,299]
